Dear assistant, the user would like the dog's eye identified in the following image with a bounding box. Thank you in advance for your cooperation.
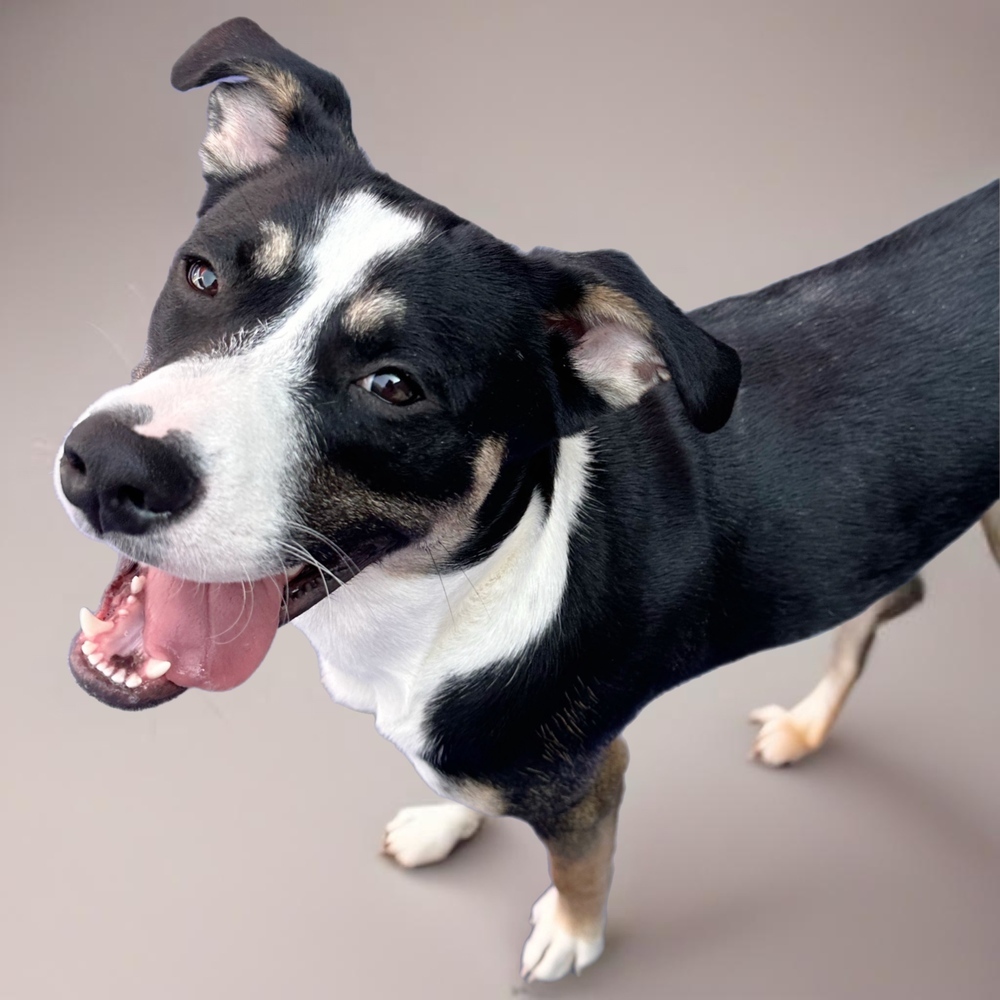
[186,259,219,296]
[358,370,423,406]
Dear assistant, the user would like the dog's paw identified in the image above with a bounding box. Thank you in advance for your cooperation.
[748,703,822,766]
[520,886,605,982]
[381,803,484,868]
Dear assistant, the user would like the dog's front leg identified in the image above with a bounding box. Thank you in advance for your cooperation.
[520,737,629,982]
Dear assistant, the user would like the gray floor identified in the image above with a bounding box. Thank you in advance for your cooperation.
[2,2,998,998]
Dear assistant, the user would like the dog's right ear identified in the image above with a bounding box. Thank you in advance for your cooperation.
[172,18,362,196]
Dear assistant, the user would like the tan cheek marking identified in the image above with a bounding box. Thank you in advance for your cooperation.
[304,437,507,575]
[411,436,507,561]
[305,466,441,538]
[342,290,406,336]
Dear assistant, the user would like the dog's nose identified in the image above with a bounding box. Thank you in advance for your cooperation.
[59,412,200,535]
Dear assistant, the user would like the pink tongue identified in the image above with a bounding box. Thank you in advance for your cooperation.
[141,569,284,691]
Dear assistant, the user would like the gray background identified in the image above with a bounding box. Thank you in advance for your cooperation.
[2,1,998,998]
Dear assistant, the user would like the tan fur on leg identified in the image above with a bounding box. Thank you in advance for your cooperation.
[750,577,924,766]
[521,739,628,981]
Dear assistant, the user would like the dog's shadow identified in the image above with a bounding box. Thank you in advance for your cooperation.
[513,735,999,995]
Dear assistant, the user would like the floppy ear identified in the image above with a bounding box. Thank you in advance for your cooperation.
[171,18,362,194]
[529,247,741,433]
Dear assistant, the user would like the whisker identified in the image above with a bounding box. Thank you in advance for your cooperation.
[286,520,360,576]
[84,320,132,366]
[426,546,456,626]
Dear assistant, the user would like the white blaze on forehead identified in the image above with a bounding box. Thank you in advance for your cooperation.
[272,190,425,370]
[59,190,427,583]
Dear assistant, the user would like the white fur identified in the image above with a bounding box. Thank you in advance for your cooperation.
[521,885,605,981]
[294,434,592,793]
[382,803,484,867]
[55,191,425,582]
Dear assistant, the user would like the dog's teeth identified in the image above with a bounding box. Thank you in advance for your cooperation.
[98,662,114,677]
[81,640,98,656]
[111,668,127,684]
[144,658,171,679]
[125,672,142,688]
[117,607,129,616]
[86,652,104,666]
[80,608,114,638]
[130,575,146,595]
[126,595,137,605]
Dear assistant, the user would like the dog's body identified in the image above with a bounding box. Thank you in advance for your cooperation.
[56,18,999,982]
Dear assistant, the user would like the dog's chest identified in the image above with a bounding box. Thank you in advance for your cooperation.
[295,567,472,756]
[292,435,591,770]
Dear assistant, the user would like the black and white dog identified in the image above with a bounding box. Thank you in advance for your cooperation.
[55,18,999,982]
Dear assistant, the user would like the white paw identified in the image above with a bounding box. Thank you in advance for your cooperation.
[520,886,605,982]
[749,703,822,766]
[381,803,484,868]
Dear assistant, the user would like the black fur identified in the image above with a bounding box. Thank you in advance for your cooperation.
[426,181,999,810]
[65,19,999,829]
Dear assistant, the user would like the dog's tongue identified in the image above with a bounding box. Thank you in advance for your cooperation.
[141,568,283,691]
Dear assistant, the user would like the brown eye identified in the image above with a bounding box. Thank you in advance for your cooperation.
[186,259,219,296]
[358,369,423,406]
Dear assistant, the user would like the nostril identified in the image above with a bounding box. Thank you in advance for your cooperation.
[64,448,87,476]
[117,485,148,512]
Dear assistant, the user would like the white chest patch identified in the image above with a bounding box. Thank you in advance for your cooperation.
[293,434,592,778]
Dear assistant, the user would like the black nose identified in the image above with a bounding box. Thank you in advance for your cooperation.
[59,412,200,535]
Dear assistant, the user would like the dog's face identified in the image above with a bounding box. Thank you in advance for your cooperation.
[55,18,740,710]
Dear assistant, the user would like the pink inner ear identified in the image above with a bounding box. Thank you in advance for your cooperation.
[200,84,286,178]
[570,322,669,408]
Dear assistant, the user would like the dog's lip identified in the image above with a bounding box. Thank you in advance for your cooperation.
[279,562,332,624]
[68,627,187,709]
[68,558,186,710]
[68,548,370,710]
[67,559,326,710]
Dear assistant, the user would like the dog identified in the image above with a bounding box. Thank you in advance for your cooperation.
[55,17,999,982]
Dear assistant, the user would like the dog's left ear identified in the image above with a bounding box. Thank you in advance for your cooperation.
[172,17,361,189]
[529,247,741,433]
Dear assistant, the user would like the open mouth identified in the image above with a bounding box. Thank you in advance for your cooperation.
[69,558,335,710]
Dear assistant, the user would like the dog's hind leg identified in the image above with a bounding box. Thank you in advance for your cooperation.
[749,577,924,767]
[981,500,1000,565]
[520,738,629,982]
[381,802,485,868]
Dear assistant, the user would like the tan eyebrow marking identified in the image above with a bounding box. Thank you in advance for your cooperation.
[253,220,296,278]
[342,289,406,336]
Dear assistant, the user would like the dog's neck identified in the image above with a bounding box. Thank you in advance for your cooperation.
[292,434,592,758]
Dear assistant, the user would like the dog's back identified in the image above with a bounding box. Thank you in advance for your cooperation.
[690,181,999,662]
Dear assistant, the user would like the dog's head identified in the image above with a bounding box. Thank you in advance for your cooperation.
[55,18,741,710]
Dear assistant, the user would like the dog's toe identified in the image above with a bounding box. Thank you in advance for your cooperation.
[381,802,484,868]
[749,704,818,766]
[520,886,605,982]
